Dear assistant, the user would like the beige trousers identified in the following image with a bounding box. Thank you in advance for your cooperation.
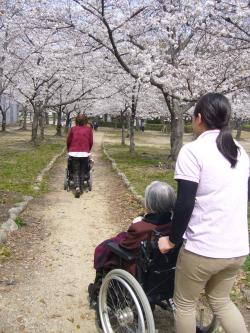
[173,245,247,333]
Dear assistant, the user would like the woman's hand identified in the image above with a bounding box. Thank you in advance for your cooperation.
[158,236,175,254]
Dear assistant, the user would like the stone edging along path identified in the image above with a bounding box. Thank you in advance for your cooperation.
[0,147,66,245]
[102,143,144,206]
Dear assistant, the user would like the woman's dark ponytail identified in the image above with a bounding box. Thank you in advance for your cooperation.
[194,93,239,168]
[216,129,238,167]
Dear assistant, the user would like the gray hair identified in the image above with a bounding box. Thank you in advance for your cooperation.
[144,181,176,214]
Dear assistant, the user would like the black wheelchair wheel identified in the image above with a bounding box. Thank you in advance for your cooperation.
[98,269,155,333]
[87,173,92,191]
[64,176,68,191]
[196,297,218,332]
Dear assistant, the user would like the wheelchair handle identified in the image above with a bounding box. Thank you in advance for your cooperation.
[152,230,177,256]
[153,230,169,239]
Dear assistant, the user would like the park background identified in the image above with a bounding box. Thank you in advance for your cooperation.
[0,1,250,331]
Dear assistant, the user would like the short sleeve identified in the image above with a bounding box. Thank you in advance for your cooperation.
[174,144,201,183]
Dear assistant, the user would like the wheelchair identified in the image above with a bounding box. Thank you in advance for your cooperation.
[90,235,218,333]
[63,156,93,192]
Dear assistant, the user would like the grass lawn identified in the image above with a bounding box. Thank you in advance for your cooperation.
[0,126,65,197]
[103,143,176,196]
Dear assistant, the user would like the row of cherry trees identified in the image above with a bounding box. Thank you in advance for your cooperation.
[0,0,249,158]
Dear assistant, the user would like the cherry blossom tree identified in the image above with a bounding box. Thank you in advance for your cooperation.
[2,0,249,156]
[0,1,31,131]
[69,0,250,161]
[11,4,111,142]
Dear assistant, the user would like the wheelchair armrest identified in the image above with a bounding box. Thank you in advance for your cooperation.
[107,242,136,262]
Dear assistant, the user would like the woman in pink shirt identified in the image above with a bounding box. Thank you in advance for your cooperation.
[67,114,93,197]
[159,93,249,333]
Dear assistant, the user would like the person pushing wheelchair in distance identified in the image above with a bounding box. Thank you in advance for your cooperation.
[66,114,93,198]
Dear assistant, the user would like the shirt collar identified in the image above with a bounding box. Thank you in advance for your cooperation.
[198,129,220,139]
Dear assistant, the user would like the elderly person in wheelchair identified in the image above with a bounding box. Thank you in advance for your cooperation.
[88,180,175,298]
[88,180,217,333]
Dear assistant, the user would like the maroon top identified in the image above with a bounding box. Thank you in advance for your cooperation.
[67,125,93,153]
[94,213,172,276]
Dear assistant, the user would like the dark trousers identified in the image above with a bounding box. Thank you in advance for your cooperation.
[70,157,89,189]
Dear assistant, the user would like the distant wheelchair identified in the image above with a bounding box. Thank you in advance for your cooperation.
[89,234,218,333]
[64,156,93,192]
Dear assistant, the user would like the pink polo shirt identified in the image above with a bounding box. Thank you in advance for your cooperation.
[175,130,249,258]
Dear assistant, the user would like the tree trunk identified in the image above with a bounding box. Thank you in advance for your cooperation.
[21,106,27,130]
[129,101,136,154]
[162,94,184,163]
[136,118,140,131]
[235,119,242,140]
[64,113,71,134]
[129,116,135,154]
[1,108,6,132]
[56,108,62,136]
[128,82,140,154]
[45,111,49,125]
[126,115,130,138]
[53,112,56,125]
[31,104,40,144]
[39,109,45,140]
[121,110,126,145]
[169,101,184,162]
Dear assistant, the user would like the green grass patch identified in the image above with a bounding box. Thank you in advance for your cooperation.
[15,217,27,228]
[0,130,65,196]
[104,143,176,197]
[243,256,250,286]
[244,255,250,271]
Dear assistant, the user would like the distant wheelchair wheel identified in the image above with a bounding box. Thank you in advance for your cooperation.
[196,296,218,332]
[63,177,68,191]
[87,174,92,191]
[98,269,155,333]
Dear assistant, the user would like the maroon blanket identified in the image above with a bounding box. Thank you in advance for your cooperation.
[93,217,172,276]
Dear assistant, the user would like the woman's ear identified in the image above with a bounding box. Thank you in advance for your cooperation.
[197,113,203,125]
[197,113,208,132]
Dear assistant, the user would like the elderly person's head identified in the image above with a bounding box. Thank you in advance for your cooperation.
[144,181,176,214]
[75,114,88,126]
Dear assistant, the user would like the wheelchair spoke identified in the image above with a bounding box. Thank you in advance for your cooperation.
[99,269,155,333]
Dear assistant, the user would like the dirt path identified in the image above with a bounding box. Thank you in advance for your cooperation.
[0,132,141,333]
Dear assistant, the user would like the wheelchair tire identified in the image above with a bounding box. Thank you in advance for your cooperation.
[196,318,218,332]
[64,177,68,191]
[196,322,218,333]
[87,174,92,191]
[196,299,219,333]
[98,269,155,333]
